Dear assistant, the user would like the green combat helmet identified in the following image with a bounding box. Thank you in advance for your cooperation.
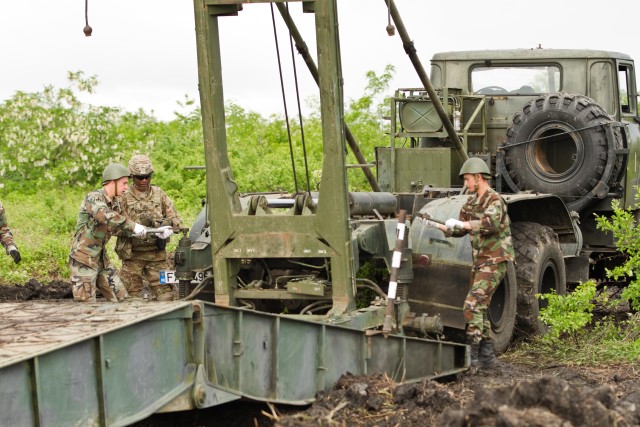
[459,157,491,179]
[129,154,154,176]
[102,163,130,185]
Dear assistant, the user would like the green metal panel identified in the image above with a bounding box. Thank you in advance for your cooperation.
[202,303,467,405]
[376,147,461,192]
[1,363,38,426]
[0,302,200,427]
[0,301,467,425]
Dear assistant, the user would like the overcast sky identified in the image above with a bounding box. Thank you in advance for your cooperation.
[2,1,639,121]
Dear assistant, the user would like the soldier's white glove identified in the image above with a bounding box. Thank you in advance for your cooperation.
[132,223,147,237]
[155,225,173,240]
[421,218,439,229]
[445,218,464,229]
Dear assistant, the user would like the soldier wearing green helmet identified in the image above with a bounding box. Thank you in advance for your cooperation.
[116,154,183,301]
[68,163,149,303]
[420,157,514,372]
[458,156,492,179]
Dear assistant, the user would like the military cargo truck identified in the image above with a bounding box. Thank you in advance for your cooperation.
[379,48,637,344]
[173,3,639,354]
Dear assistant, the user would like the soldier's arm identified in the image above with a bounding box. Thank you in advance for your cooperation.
[85,196,136,234]
[111,197,132,237]
[476,198,504,234]
[161,191,183,232]
[0,202,16,250]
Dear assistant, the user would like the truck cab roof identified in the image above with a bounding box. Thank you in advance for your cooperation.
[431,48,633,62]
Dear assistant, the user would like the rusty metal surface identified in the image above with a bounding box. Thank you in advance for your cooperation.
[0,300,192,368]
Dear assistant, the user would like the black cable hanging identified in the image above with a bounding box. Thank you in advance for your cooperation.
[285,3,312,195]
[270,3,299,195]
[83,0,93,36]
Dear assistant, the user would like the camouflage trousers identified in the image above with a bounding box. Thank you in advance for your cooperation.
[463,261,507,344]
[70,258,129,303]
[120,258,174,301]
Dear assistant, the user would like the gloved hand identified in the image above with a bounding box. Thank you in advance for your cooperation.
[7,245,21,264]
[445,218,464,229]
[132,223,147,238]
[155,225,173,240]
[421,218,439,229]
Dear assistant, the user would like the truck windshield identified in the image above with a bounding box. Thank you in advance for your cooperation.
[472,65,560,95]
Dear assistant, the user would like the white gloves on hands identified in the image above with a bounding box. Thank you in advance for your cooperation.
[155,225,174,240]
[421,218,439,229]
[132,223,147,237]
[445,218,464,230]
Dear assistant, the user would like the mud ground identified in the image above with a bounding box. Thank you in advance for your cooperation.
[2,281,639,426]
[0,279,72,301]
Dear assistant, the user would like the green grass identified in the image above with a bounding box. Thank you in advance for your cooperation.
[0,187,202,285]
[504,312,640,365]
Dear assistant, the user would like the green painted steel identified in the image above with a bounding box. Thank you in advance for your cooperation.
[376,147,461,192]
[0,301,467,426]
[200,303,467,405]
[194,0,357,313]
[0,301,204,427]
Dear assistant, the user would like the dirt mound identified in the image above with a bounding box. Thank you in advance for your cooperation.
[439,375,640,426]
[275,373,459,427]
[274,367,640,427]
[0,279,71,302]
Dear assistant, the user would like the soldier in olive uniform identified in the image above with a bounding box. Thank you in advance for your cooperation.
[0,200,21,264]
[421,157,514,371]
[116,155,182,301]
[69,163,148,302]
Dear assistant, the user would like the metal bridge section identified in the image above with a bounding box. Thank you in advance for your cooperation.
[0,301,467,426]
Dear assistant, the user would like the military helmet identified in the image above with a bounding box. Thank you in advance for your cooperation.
[102,163,130,185]
[129,154,154,176]
[459,157,491,179]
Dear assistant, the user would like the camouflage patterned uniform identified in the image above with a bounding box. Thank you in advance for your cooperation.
[0,200,20,263]
[69,188,136,302]
[449,187,514,343]
[116,155,182,301]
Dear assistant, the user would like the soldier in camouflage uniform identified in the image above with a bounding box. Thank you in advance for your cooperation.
[0,200,21,264]
[116,154,182,301]
[421,157,514,371]
[69,163,148,302]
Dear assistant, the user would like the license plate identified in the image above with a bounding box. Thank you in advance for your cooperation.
[160,270,209,284]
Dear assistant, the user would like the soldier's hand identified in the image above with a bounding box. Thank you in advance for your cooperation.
[7,245,21,264]
[155,225,173,240]
[132,223,147,238]
[445,218,464,230]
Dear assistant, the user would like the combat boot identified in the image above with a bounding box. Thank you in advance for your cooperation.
[479,337,500,369]
[466,336,480,374]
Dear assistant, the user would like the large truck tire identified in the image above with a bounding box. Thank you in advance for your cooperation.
[488,260,517,353]
[511,222,566,337]
[502,92,625,213]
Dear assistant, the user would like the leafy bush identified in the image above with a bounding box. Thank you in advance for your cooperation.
[507,312,640,365]
[595,187,640,310]
[538,280,598,343]
[0,72,157,192]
